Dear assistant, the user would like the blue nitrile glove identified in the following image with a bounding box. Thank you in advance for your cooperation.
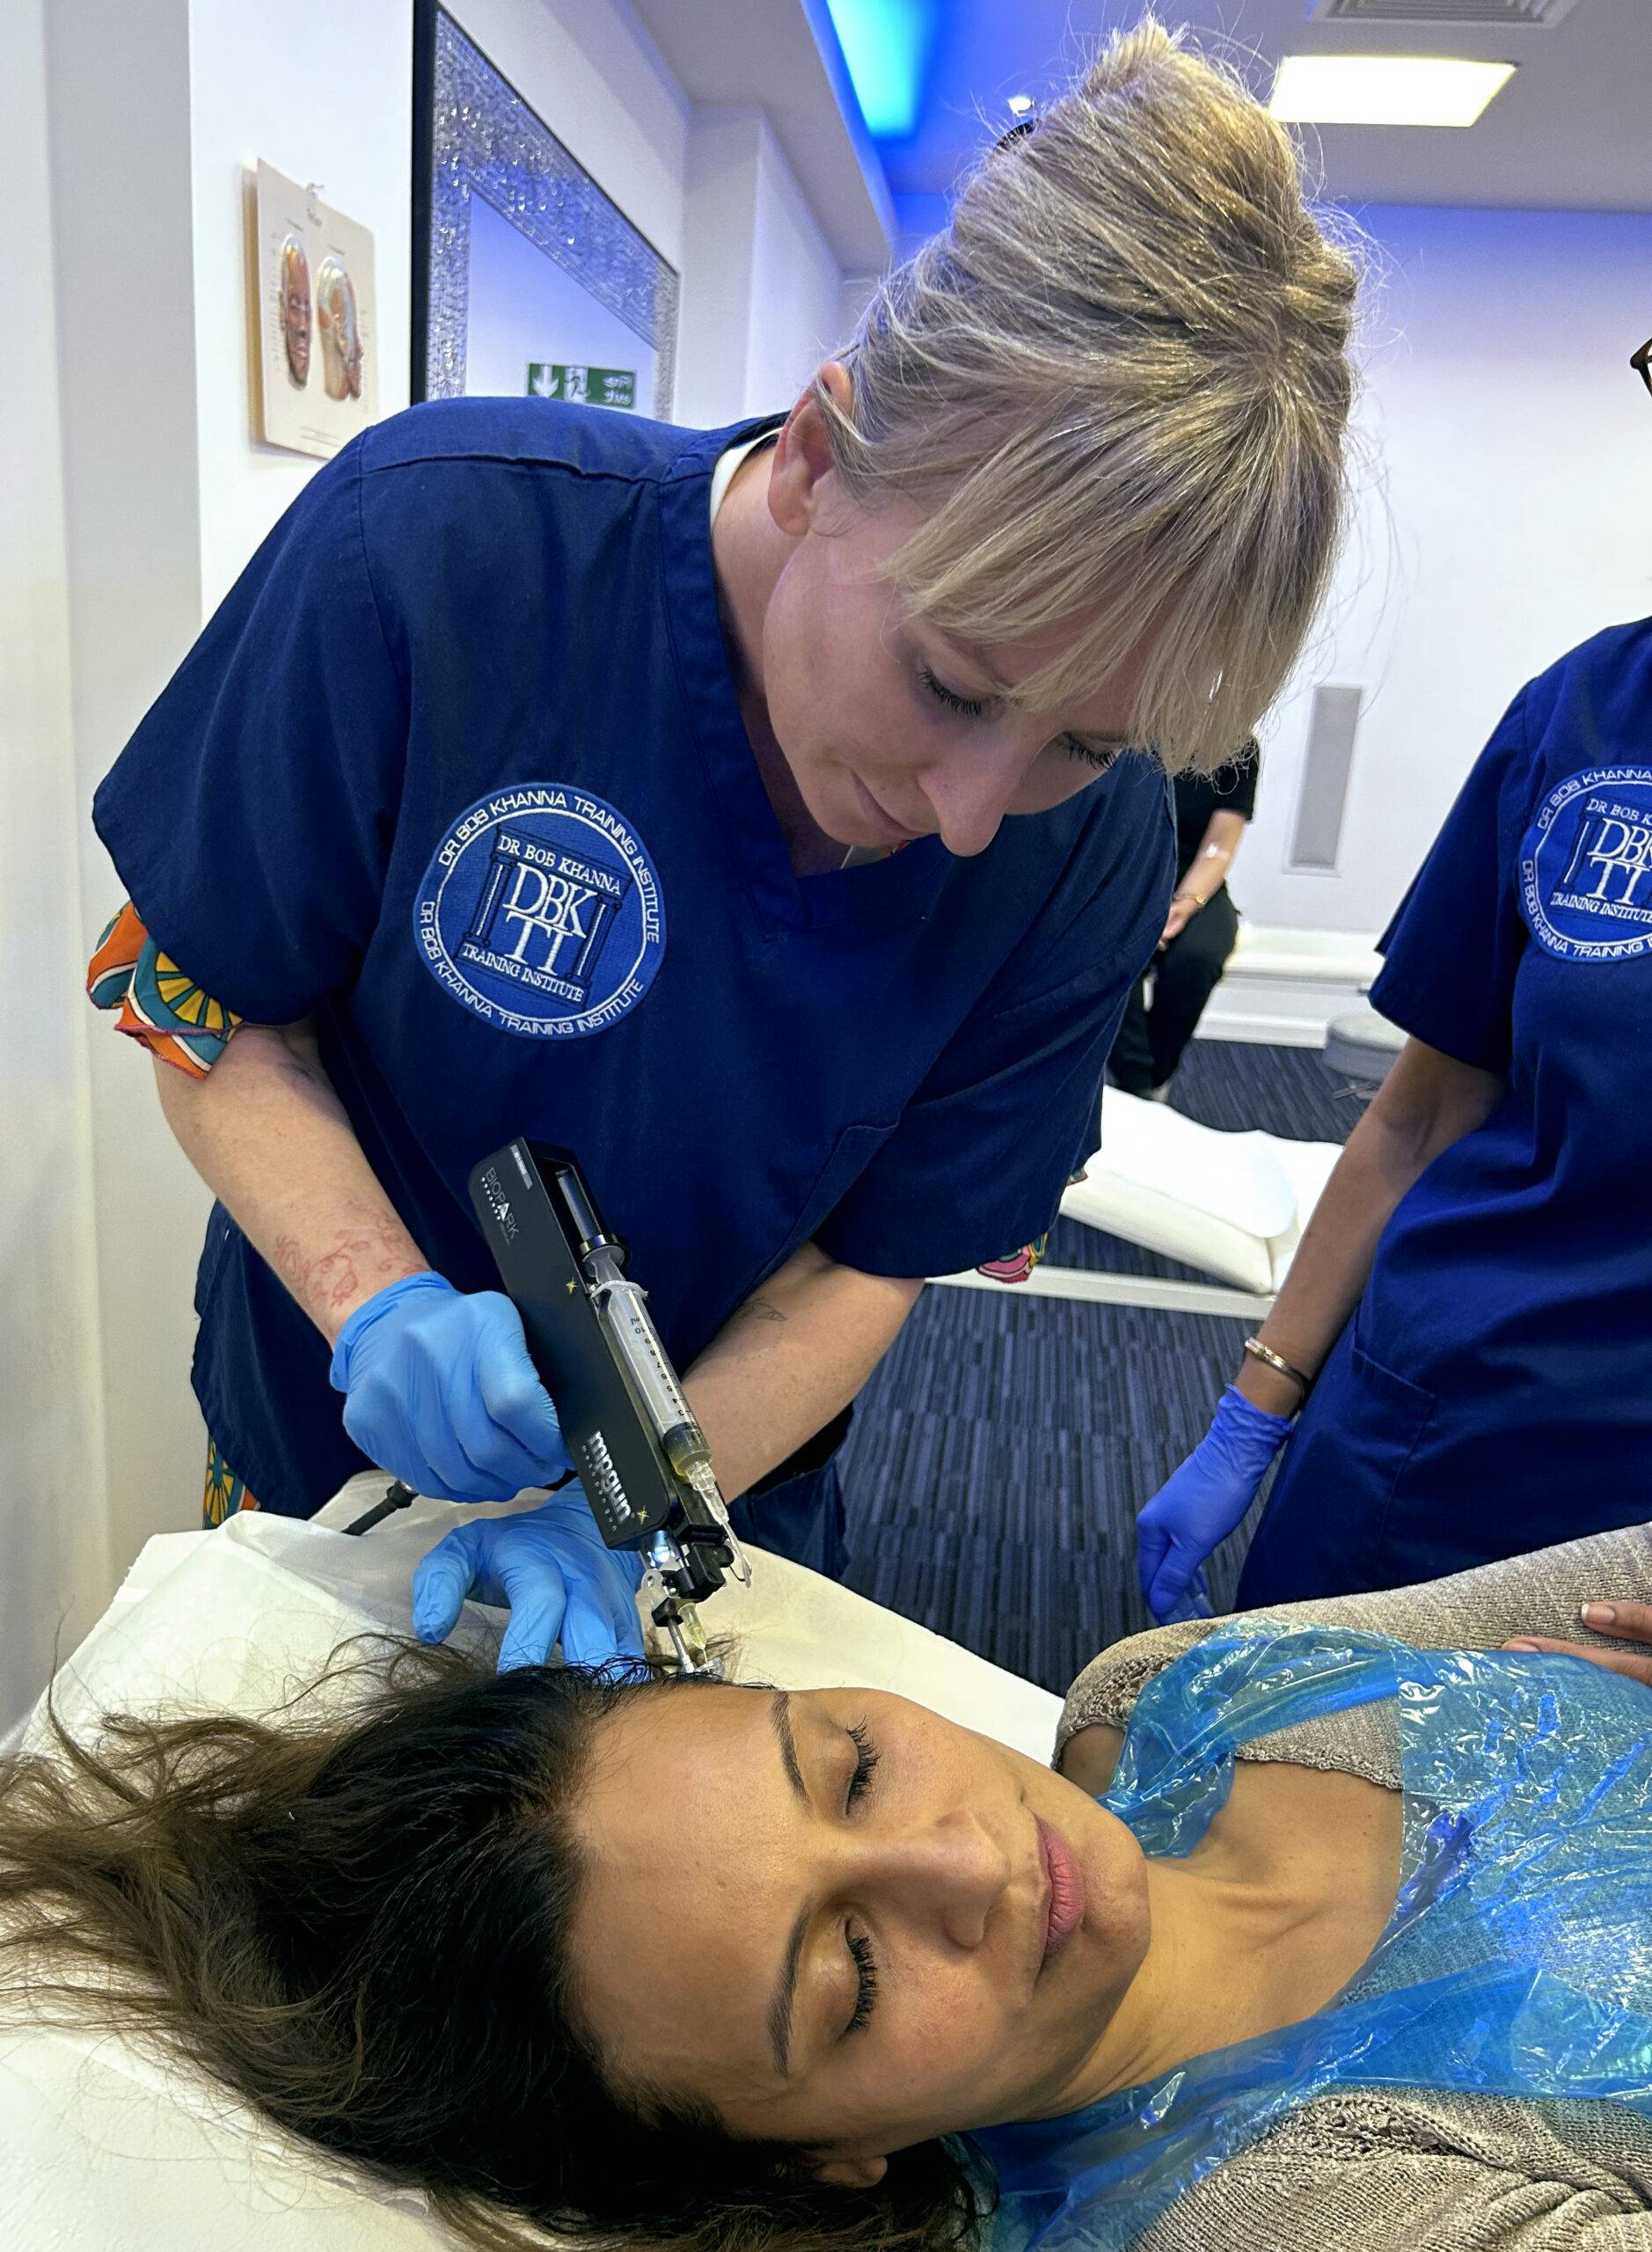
[1136,1387,1295,1626]
[411,1491,647,1671]
[329,1271,572,1504]
[1160,1570,1216,1626]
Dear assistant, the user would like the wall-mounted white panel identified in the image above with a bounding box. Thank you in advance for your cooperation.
[1286,684,1364,874]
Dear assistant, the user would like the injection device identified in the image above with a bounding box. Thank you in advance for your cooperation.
[465,1140,749,1674]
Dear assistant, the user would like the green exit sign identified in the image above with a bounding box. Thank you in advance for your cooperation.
[527,362,637,408]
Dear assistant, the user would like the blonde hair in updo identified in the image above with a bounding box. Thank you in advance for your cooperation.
[818,17,1359,771]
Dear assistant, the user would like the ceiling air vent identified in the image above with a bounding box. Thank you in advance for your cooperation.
[1309,0,1579,23]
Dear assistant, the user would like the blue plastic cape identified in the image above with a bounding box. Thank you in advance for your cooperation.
[975,1626,1652,2249]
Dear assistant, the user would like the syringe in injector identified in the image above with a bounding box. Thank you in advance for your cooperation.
[467,1140,748,1675]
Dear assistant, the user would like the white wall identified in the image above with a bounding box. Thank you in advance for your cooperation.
[44,0,212,1599]
[676,113,764,428]
[0,0,114,1726]
[677,108,845,428]
[744,114,844,408]
[1245,204,1652,939]
[837,269,882,345]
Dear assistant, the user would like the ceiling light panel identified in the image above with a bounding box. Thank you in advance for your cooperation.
[1309,0,1577,21]
[822,0,938,137]
[1269,53,1517,125]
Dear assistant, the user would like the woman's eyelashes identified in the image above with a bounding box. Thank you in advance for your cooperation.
[1064,736,1119,771]
[845,1927,879,2035]
[919,662,985,720]
[919,662,1119,771]
[845,1719,881,1811]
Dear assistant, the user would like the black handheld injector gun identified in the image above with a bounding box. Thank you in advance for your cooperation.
[463,1140,749,1674]
[346,1142,748,1671]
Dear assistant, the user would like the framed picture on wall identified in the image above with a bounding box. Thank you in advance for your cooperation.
[412,3,678,418]
[253,161,379,458]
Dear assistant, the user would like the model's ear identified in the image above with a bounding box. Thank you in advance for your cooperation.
[766,361,853,537]
[811,2150,889,2190]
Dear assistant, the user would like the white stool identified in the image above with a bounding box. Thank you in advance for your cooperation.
[1322,1004,1406,1090]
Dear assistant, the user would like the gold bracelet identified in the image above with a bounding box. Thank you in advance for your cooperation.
[1242,1335,1312,1399]
[1173,888,1209,910]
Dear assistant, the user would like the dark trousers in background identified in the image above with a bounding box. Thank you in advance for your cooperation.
[1108,886,1240,1094]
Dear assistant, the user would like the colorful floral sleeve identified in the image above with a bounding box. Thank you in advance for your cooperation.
[86,902,242,1078]
[975,1162,1089,1282]
[976,1232,1049,1284]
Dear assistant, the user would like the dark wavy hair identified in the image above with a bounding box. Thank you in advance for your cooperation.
[0,1645,991,2252]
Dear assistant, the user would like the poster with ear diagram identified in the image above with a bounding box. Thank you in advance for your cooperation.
[254,160,378,458]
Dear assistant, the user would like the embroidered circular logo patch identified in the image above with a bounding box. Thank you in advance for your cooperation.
[1519,766,1652,963]
[415,786,666,1038]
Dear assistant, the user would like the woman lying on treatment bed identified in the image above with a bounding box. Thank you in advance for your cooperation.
[6,1527,1652,2252]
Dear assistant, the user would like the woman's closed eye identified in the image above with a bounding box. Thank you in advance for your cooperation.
[845,1720,881,1811]
[919,662,985,720]
[845,1925,879,2035]
[1063,735,1119,771]
[921,662,1120,772]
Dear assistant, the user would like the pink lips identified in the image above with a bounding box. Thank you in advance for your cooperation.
[1035,1817,1086,1970]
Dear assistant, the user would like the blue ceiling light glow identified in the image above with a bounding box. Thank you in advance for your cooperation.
[823,0,936,138]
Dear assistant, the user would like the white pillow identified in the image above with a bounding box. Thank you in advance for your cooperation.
[1265,1133,1343,1291]
[1062,1168,1276,1294]
[1061,1089,1341,1295]
[1093,1087,1301,1237]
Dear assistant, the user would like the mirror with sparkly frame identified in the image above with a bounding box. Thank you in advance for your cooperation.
[412,3,678,418]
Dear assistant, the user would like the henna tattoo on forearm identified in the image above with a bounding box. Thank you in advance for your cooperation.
[271,1207,428,1332]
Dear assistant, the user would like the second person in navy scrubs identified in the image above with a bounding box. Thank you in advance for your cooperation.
[1139,596,1652,1618]
[89,26,1359,1666]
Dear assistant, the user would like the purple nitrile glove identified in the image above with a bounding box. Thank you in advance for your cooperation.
[329,1271,571,1504]
[411,1491,647,1672]
[1136,1386,1294,1626]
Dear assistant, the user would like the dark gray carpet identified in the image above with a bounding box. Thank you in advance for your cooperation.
[838,1040,1365,1696]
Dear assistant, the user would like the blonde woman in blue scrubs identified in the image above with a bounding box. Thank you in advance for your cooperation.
[89,24,1358,1670]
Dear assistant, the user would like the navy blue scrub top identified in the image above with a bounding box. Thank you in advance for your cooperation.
[94,400,1173,1516]
[1241,618,1652,1604]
